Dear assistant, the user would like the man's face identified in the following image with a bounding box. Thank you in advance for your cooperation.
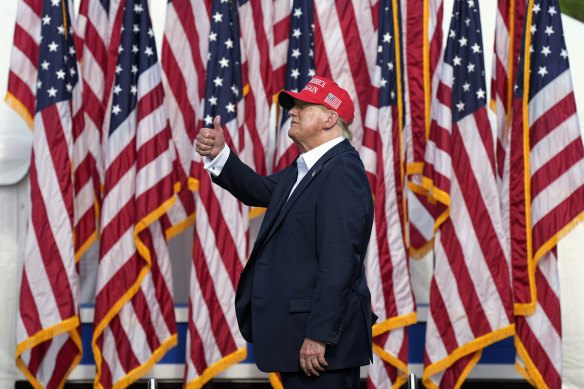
[287,99,328,152]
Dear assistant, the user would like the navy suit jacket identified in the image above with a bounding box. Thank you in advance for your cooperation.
[213,139,375,373]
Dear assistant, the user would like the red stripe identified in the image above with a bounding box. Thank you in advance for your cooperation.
[82,19,108,76]
[29,151,76,320]
[427,278,458,353]
[243,79,267,175]
[192,232,239,356]
[530,93,577,147]
[531,138,584,198]
[47,335,79,389]
[135,174,175,222]
[516,315,561,388]
[131,287,161,352]
[273,13,289,47]
[13,23,39,68]
[336,1,371,123]
[198,172,244,288]
[406,0,426,164]
[313,9,333,80]
[440,221,493,336]
[532,185,584,254]
[82,83,106,130]
[94,253,141,322]
[186,298,209,374]
[161,36,198,144]
[137,83,165,122]
[102,138,136,199]
[274,144,301,172]
[7,71,35,119]
[472,109,497,177]
[171,0,208,101]
[19,270,42,337]
[108,313,142,374]
[248,1,275,104]
[535,262,561,334]
[99,201,135,265]
[147,230,177,333]
[438,352,475,389]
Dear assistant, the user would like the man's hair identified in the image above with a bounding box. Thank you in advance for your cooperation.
[318,105,353,140]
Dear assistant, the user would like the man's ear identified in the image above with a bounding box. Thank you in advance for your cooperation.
[323,110,339,129]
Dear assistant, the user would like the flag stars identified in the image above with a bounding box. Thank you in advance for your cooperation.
[42,15,51,25]
[544,25,554,36]
[209,32,217,41]
[291,69,300,79]
[57,25,65,35]
[531,24,537,34]
[387,62,394,71]
[56,69,65,79]
[561,49,568,59]
[293,8,303,18]
[226,102,235,112]
[291,48,301,58]
[465,18,471,26]
[133,24,140,33]
[131,65,138,74]
[231,85,239,96]
[41,60,50,70]
[450,29,456,39]
[116,64,123,74]
[204,114,213,125]
[112,104,121,115]
[548,6,557,16]
[383,32,392,43]
[47,87,57,97]
[453,56,462,66]
[130,85,137,95]
[213,12,223,23]
[213,76,223,87]
[380,78,388,88]
[118,45,124,54]
[70,67,76,77]
[66,83,72,92]
[308,68,315,77]
[467,0,475,8]
[533,3,541,13]
[541,46,551,56]
[467,63,475,72]
[471,42,481,53]
[148,28,154,37]
[144,46,154,56]
[462,82,470,92]
[114,84,122,95]
[456,101,465,111]
[51,0,59,5]
[476,88,486,99]
[224,38,234,49]
[48,41,58,52]
[458,36,468,47]
[132,44,139,53]
[538,66,548,77]
[292,28,302,39]
[208,96,218,105]
[69,46,75,56]
[219,57,229,68]
[134,3,144,13]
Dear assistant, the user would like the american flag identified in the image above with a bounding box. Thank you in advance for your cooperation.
[5,0,42,128]
[401,0,443,260]
[159,0,207,239]
[362,1,416,387]
[184,0,248,386]
[313,0,378,152]
[73,0,124,261]
[422,0,515,387]
[273,0,314,173]
[509,0,584,386]
[238,0,290,176]
[15,0,82,387]
[92,0,178,386]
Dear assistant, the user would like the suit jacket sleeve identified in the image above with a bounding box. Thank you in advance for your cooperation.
[304,156,373,345]
[212,148,288,207]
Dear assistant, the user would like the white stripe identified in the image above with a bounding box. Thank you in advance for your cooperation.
[80,47,106,103]
[365,224,386,319]
[530,114,580,174]
[100,165,136,227]
[95,227,134,293]
[16,0,41,45]
[531,158,584,226]
[408,191,435,241]
[424,302,449,362]
[104,113,137,167]
[9,46,38,94]
[424,139,452,181]
[528,70,574,127]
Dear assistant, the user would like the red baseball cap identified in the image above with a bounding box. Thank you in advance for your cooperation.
[278,76,355,124]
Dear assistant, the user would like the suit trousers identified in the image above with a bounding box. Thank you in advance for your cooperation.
[279,367,360,389]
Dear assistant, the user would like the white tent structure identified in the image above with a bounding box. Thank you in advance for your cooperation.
[0,0,583,387]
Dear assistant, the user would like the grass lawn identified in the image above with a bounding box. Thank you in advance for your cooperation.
[560,0,584,23]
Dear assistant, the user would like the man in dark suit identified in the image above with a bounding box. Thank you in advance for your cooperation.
[195,76,375,389]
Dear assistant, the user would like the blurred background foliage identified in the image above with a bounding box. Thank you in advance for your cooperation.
[560,0,584,23]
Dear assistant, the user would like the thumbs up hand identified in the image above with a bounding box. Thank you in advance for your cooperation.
[195,115,226,160]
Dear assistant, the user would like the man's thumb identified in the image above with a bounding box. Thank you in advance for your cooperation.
[213,115,222,132]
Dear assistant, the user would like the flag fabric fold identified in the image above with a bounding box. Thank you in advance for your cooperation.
[184,0,248,386]
[362,1,416,388]
[422,1,515,387]
[508,0,584,386]
[14,0,83,387]
[91,0,178,386]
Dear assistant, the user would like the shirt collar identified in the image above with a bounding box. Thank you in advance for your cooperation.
[300,137,344,171]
